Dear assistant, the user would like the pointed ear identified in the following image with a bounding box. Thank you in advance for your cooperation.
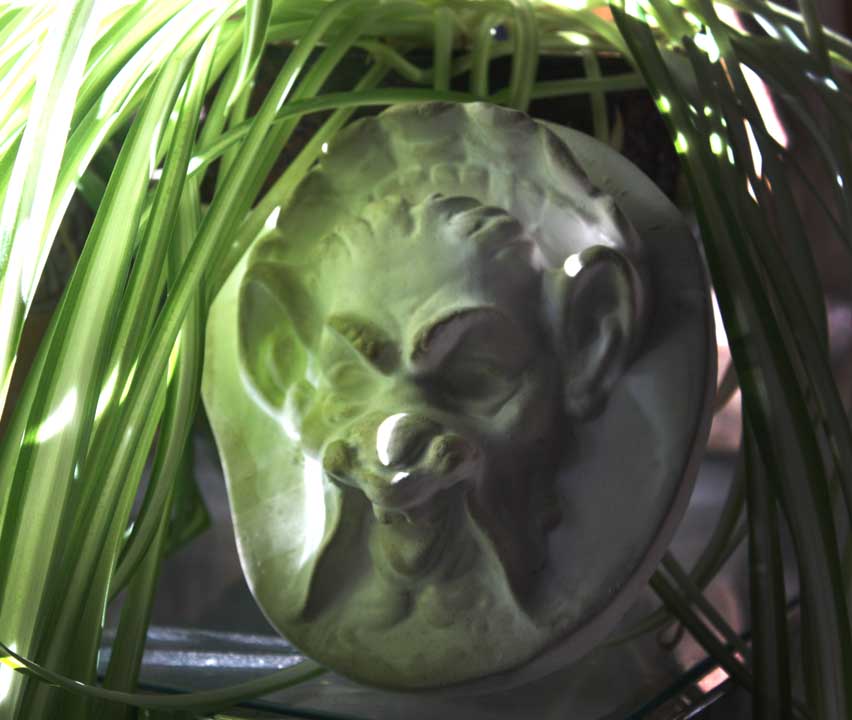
[238,262,319,410]
[542,245,646,419]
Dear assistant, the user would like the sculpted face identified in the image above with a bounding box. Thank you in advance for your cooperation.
[203,102,714,691]
[241,196,566,606]
[235,190,643,686]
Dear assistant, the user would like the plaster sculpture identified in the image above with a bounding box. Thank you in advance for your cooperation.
[202,102,715,691]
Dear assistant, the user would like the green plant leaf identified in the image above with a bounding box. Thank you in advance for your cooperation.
[0,0,98,414]
[743,422,793,718]
[101,182,207,718]
[227,0,272,110]
[611,7,852,716]
[508,0,538,110]
[0,9,230,717]
[21,23,226,717]
[649,570,754,692]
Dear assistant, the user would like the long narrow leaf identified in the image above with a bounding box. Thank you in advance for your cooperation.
[0,0,98,413]
[226,0,271,109]
[102,180,206,716]
[0,13,217,717]
[743,421,793,718]
[24,23,225,713]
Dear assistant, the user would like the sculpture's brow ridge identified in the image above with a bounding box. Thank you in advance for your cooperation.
[411,307,509,363]
[327,313,398,373]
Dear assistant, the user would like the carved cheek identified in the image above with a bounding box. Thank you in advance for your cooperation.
[295,395,334,455]
[490,361,562,445]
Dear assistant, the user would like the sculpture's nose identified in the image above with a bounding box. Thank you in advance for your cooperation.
[321,411,440,485]
[374,412,440,468]
[322,410,479,520]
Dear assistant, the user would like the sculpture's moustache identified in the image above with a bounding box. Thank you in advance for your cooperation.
[321,411,481,526]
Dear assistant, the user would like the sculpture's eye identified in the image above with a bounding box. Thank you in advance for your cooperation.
[320,321,385,401]
[434,353,519,414]
[326,313,398,374]
[412,307,529,415]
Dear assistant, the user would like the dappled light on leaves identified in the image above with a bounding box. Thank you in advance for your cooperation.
[0,647,22,704]
[709,132,724,155]
[780,24,808,52]
[542,0,589,10]
[740,63,788,148]
[559,31,591,46]
[119,362,137,405]
[27,387,77,444]
[95,365,119,421]
[744,120,763,178]
[167,330,183,385]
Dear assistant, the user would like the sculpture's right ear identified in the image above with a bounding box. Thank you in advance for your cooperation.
[238,262,319,409]
[542,245,647,419]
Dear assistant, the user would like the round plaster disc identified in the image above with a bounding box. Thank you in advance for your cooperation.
[202,102,715,692]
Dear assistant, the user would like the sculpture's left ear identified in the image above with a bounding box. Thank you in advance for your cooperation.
[542,245,647,419]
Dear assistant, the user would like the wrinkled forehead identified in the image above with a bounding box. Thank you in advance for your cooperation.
[325,196,540,331]
[249,195,544,346]
[332,249,535,338]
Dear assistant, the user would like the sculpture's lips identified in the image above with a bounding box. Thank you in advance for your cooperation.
[369,471,456,525]
[321,464,463,578]
[325,467,461,526]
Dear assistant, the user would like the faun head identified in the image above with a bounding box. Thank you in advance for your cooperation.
[238,191,645,605]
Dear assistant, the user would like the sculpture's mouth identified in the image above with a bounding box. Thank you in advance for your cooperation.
[371,493,460,579]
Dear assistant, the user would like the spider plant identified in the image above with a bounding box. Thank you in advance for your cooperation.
[0,0,849,718]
